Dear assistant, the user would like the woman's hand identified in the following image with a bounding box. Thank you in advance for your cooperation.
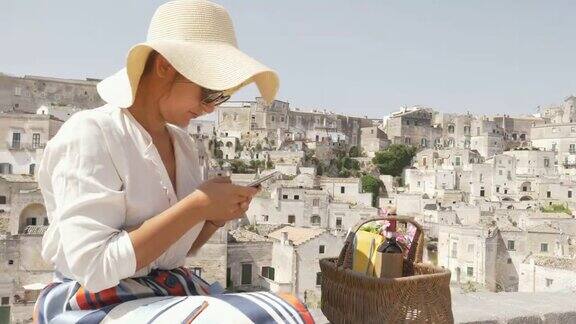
[188,176,258,222]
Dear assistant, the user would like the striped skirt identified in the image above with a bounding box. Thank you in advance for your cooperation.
[33,268,315,324]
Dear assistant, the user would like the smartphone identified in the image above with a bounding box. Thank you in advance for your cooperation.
[247,171,280,187]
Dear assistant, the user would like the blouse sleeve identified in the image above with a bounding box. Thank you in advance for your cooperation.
[38,113,136,292]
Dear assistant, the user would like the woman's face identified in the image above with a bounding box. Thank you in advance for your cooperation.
[157,74,217,127]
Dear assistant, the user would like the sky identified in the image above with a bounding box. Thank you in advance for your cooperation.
[2,0,576,118]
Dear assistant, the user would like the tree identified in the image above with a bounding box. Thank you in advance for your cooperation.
[341,157,360,171]
[372,144,416,177]
[230,159,249,173]
[349,146,360,158]
[361,174,382,207]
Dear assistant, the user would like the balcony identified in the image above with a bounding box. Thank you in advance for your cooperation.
[562,162,576,169]
[26,143,46,150]
[6,141,24,150]
[5,142,46,151]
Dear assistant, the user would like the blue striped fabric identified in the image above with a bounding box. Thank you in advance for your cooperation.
[33,268,315,324]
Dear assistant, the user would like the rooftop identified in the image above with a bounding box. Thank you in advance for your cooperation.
[526,223,561,234]
[530,255,576,270]
[268,226,326,246]
[227,228,271,243]
[0,174,37,183]
[22,225,48,236]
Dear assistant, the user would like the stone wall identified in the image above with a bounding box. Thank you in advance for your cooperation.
[0,74,103,113]
[185,228,227,286]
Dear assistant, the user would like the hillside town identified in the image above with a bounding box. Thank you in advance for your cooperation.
[1,72,576,322]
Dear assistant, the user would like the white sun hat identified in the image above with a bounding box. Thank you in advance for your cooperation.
[97,0,279,108]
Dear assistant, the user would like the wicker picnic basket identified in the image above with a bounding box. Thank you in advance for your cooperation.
[319,216,453,323]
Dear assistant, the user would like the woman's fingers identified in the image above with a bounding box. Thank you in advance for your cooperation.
[211,176,231,184]
[233,185,259,198]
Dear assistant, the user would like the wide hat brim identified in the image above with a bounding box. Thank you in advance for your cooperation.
[97,40,279,108]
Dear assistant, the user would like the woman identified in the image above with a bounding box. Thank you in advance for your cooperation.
[34,1,313,323]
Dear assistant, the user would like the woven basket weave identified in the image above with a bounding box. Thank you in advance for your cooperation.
[319,216,453,323]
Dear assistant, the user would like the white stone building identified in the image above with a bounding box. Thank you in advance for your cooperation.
[265,226,345,305]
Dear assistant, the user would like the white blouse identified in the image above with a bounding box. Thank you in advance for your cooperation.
[38,104,209,292]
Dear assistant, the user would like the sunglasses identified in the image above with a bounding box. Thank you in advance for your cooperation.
[174,79,231,106]
[201,88,231,107]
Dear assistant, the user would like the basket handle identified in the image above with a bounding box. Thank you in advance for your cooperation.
[336,216,424,270]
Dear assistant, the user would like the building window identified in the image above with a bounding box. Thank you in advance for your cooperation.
[288,215,295,224]
[0,196,6,204]
[448,125,455,134]
[29,164,36,175]
[319,245,325,254]
[31,133,41,148]
[311,215,321,226]
[26,217,37,226]
[262,215,269,222]
[8,260,14,265]
[261,266,275,280]
[480,189,485,197]
[340,186,345,194]
[507,258,512,264]
[226,267,232,288]
[507,240,515,251]
[504,189,508,194]
[467,267,473,276]
[496,186,500,193]
[569,191,573,199]
[546,278,553,287]
[547,191,551,198]
[451,242,457,258]
[241,263,252,285]
[294,195,300,200]
[454,156,461,166]
[43,218,49,226]
[336,217,342,229]
[313,198,319,207]
[282,194,288,199]
[1,296,8,305]
[571,144,576,154]
[544,158,550,167]
[11,132,21,149]
[192,267,202,278]
[541,243,548,253]
[316,272,322,286]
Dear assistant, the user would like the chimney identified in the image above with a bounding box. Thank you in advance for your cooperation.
[281,231,288,244]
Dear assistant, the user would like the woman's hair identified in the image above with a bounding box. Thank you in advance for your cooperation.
[143,50,185,83]
[143,50,161,76]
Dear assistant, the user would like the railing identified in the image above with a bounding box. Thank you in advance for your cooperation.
[26,143,46,150]
[6,142,46,150]
[563,162,576,169]
[6,141,23,150]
